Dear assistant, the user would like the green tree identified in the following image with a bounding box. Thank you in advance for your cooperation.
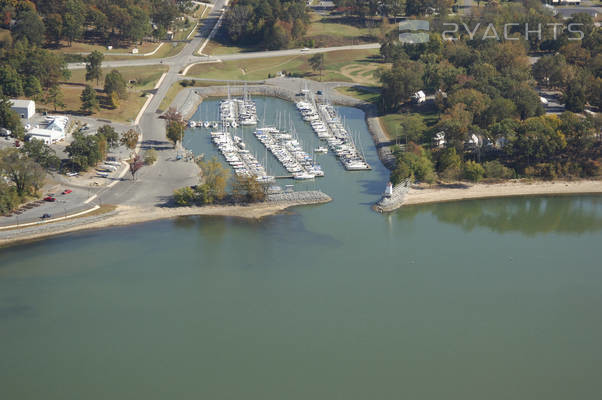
[85,51,104,85]
[463,160,485,182]
[0,148,46,196]
[45,13,63,44]
[0,64,24,97]
[20,139,61,170]
[104,69,127,99]
[164,108,186,147]
[23,76,43,101]
[65,132,104,171]
[0,94,23,138]
[44,85,65,111]
[309,53,325,81]
[378,59,424,112]
[13,10,45,46]
[80,85,99,114]
[396,113,427,144]
[97,125,119,148]
[437,147,462,180]
[63,0,86,45]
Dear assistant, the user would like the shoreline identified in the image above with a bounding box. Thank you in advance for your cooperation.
[0,197,331,248]
[402,179,602,207]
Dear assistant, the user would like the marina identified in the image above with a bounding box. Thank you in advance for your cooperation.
[254,126,324,180]
[296,94,371,171]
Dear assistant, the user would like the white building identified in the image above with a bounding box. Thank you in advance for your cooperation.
[433,131,446,148]
[10,99,35,119]
[27,115,69,145]
[413,90,426,104]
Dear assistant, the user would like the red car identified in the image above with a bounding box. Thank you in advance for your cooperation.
[44,196,56,202]
[62,189,72,194]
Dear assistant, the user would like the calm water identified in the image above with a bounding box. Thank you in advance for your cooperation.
[1,98,601,399]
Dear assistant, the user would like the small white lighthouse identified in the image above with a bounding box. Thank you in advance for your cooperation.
[384,181,393,198]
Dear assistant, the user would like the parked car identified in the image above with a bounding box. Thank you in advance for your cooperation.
[62,189,72,194]
[41,213,52,219]
[44,196,56,202]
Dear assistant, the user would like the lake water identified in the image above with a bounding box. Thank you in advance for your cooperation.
[1,98,601,399]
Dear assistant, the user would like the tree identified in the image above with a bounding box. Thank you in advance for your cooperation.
[129,155,144,180]
[45,13,63,44]
[85,51,104,85]
[0,64,24,97]
[396,113,427,144]
[120,129,139,150]
[463,160,485,182]
[104,69,127,99]
[563,80,586,113]
[44,85,65,112]
[164,108,186,147]
[20,139,61,170]
[0,94,23,138]
[80,85,99,114]
[97,125,119,148]
[437,147,462,180]
[309,53,325,81]
[198,156,230,201]
[13,10,45,46]
[23,76,43,101]
[378,59,424,112]
[63,0,86,45]
[0,148,46,196]
[65,132,105,171]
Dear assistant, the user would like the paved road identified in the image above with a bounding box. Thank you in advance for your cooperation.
[68,42,381,71]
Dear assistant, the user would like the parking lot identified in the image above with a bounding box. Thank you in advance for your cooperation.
[0,185,93,228]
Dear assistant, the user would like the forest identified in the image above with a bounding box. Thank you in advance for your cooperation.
[377,2,601,183]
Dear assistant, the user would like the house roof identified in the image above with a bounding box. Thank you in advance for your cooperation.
[10,99,35,108]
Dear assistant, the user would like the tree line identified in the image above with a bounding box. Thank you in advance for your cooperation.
[2,0,191,47]
[224,0,310,50]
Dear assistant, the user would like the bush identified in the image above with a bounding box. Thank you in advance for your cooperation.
[483,160,513,179]
[144,149,158,165]
[173,187,196,205]
[463,160,485,182]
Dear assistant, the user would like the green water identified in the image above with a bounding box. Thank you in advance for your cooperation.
[1,98,601,399]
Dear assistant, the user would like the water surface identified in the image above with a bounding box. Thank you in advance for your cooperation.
[1,98,600,399]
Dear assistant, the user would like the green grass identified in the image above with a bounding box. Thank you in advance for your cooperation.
[187,49,381,83]
[335,86,380,103]
[379,111,440,142]
[59,65,167,122]
[304,12,387,47]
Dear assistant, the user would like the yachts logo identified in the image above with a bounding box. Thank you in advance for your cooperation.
[399,20,430,44]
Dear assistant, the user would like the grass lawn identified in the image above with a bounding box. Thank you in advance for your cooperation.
[335,86,380,103]
[57,65,167,123]
[187,49,382,83]
[304,12,388,47]
[379,110,440,142]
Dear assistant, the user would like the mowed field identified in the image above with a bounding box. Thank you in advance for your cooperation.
[56,66,167,123]
[187,49,383,83]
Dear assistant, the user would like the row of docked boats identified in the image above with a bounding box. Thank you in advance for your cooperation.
[296,99,371,171]
[210,130,274,183]
[254,127,324,180]
[189,120,220,129]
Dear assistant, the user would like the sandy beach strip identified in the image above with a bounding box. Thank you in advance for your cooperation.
[403,179,602,206]
[0,198,330,247]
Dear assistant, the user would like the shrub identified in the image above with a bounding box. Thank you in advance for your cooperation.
[144,149,158,165]
[483,160,513,179]
[173,187,196,205]
[463,160,485,182]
